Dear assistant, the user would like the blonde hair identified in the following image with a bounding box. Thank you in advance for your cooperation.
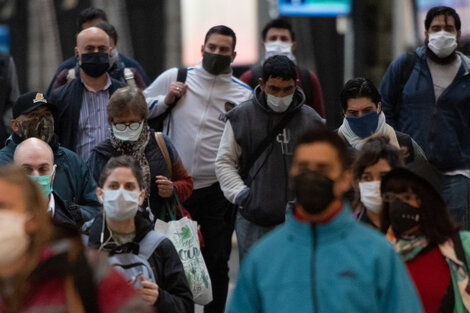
[0,164,54,311]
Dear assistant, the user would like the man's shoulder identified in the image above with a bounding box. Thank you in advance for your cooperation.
[56,56,77,73]
[0,141,15,164]
[229,76,252,92]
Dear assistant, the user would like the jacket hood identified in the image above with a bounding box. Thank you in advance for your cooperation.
[86,211,154,249]
[253,85,306,114]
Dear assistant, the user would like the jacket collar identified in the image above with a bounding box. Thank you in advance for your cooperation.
[285,202,356,245]
[194,62,234,83]
[417,46,470,76]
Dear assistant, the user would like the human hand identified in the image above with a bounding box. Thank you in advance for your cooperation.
[136,276,159,305]
[165,82,187,105]
[156,175,174,198]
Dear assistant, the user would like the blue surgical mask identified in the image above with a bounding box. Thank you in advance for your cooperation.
[346,111,379,138]
[29,166,55,197]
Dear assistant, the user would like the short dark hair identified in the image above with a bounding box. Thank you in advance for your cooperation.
[94,21,118,45]
[425,6,461,31]
[295,124,351,171]
[261,55,297,83]
[352,135,404,182]
[98,155,144,189]
[204,25,237,51]
[262,18,296,41]
[380,168,458,245]
[340,77,381,112]
[77,7,107,30]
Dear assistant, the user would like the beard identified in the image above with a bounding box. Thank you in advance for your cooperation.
[425,39,458,65]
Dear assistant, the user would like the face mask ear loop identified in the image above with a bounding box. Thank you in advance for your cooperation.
[98,211,112,252]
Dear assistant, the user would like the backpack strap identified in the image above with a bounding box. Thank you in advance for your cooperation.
[395,51,417,123]
[451,232,468,266]
[297,67,313,107]
[162,67,188,134]
[124,67,136,87]
[138,230,166,260]
[67,68,76,82]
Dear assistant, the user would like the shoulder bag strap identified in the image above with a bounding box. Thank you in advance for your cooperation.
[155,132,172,179]
[239,110,297,180]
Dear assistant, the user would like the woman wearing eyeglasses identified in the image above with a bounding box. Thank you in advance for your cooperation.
[87,86,193,221]
[380,167,469,313]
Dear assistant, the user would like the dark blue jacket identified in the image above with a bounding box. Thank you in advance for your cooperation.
[0,135,100,221]
[380,46,470,171]
[49,77,125,152]
[46,53,150,96]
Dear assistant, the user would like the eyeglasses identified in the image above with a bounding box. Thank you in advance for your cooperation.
[382,192,418,203]
[113,122,142,131]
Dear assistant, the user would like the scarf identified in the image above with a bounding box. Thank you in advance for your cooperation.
[394,236,429,261]
[110,124,151,194]
[439,236,470,311]
[338,112,400,150]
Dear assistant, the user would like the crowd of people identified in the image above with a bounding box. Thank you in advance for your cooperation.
[0,4,469,313]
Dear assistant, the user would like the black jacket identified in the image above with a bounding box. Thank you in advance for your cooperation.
[86,213,194,313]
[49,77,125,152]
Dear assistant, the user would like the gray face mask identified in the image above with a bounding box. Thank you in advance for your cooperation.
[202,51,231,75]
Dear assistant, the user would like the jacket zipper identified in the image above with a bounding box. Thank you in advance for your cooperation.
[310,224,318,313]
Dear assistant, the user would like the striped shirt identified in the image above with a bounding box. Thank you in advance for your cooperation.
[76,76,112,161]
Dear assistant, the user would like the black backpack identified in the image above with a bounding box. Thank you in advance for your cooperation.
[148,68,187,132]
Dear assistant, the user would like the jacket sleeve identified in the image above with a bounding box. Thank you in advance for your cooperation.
[76,155,101,222]
[143,67,178,119]
[215,121,246,204]
[150,238,194,313]
[379,53,409,129]
[239,70,252,87]
[378,246,424,313]
[309,70,325,118]
[226,252,261,313]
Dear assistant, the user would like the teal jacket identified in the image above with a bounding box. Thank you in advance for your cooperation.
[0,137,100,221]
[227,203,424,313]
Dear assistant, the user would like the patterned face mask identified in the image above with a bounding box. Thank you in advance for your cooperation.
[17,116,54,143]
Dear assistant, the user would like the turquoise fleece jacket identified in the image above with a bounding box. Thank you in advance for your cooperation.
[227,203,424,313]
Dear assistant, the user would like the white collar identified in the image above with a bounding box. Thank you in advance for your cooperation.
[48,194,55,217]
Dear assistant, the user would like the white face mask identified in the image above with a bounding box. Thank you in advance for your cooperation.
[103,188,141,221]
[0,211,30,265]
[112,122,144,142]
[266,93,294,112]
[428,31,457,58]
[264,41,296,62]
[359,181,383,214]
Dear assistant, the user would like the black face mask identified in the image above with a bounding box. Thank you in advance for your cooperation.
[292,170,335,215]
[17,117,54,143]
[80,52,110,78]
[202,51,232,75]
[389,199,421,239]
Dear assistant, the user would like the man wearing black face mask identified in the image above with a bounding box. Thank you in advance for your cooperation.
[50,27,126,161]
[144,25,251,313]
[380,6,470,229]
[0,92,100,222]
[227,125,424,313]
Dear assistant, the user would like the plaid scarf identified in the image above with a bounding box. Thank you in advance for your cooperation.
[110,124,151,194]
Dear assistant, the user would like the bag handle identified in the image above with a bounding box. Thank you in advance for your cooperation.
[159,191,185,221]
[155,132,173,179]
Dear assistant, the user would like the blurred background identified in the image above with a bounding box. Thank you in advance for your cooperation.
[1,0,469,128]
